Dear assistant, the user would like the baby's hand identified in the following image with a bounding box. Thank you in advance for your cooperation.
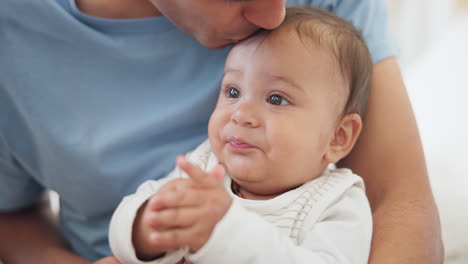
[132,194,169,260]
[146,156,232,253]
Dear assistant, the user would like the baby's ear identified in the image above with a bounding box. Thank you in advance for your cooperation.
[324,113,362,164]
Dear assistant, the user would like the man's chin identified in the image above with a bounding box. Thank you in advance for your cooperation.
[200,40,233,50]
[193,35,236,49]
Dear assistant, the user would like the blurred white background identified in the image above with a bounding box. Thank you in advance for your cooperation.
[386,0,468,263]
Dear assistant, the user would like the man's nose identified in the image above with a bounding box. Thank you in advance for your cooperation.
[243,0,286,30]
[231,101,260,128]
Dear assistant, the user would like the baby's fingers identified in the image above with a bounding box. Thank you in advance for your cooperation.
[149,226,209,253]
[148,182,202,211]
[146,207,200,230]
[176,156,224,187]
[208,163,226,183]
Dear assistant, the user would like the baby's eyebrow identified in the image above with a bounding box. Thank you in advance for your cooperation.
[269,75,303,91]
[224,68,242,75]
[223,69,304,91]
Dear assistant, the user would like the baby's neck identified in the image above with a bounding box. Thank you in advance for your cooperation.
[229,166,330,200]
[231,180,292,201]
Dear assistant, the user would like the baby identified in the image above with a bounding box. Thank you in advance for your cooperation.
[110,6,373,264]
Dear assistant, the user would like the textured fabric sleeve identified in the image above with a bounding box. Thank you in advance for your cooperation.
[186,184,372,264]
[109,140,214,263]
[0,134,44,211]
[109,169,188,264]
[331,0,399,64]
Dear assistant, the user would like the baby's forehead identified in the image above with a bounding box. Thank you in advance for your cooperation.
[234,27,295,49]
[233,25,335,63]
[228,28,348,101]
[228,30,300,66]
[231,27,339,74]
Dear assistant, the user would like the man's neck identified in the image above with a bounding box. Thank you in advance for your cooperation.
[75,0,161,19]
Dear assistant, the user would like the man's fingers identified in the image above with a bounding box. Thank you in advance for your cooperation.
[176,156,223,187]
[94,256,121,264]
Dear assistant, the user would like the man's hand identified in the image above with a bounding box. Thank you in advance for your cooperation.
[94,256,121,264]
[0,203,124,264]
[133,156,231,257]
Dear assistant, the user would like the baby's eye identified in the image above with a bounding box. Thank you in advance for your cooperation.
[268,94,290,105]
[226,87,240,98]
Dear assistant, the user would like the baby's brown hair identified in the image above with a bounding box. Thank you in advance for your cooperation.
[247,6,373,117]
[284,7,372,116]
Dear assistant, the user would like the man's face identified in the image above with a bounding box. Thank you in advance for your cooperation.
[208,29,347,197]
[148,0,286,49]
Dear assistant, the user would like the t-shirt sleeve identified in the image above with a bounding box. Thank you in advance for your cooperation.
[0,134,44,211]
[331,0,399,64]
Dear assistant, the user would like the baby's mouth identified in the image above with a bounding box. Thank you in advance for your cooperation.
[228,136,256,149]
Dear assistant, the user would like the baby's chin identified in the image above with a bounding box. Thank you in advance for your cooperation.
[218,153,270,183]
[225,164,270,187]
[224,162,256,181]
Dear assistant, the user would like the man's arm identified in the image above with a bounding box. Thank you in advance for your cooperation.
[339,58,443,263]
[0,200,119,264]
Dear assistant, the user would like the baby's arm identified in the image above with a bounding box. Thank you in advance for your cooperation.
[132,185,176,260]
[185,183,372,264]
[109,170,188,264]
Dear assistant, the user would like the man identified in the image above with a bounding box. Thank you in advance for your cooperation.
[0,0,443,263]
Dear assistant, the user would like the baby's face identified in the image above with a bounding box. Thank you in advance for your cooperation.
[208,28,346,198]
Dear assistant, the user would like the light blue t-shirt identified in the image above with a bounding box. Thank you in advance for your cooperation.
[0,0,397,260]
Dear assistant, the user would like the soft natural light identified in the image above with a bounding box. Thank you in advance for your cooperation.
[21,2,467,264]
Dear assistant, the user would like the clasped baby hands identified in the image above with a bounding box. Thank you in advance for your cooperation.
[132,156,232,260]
